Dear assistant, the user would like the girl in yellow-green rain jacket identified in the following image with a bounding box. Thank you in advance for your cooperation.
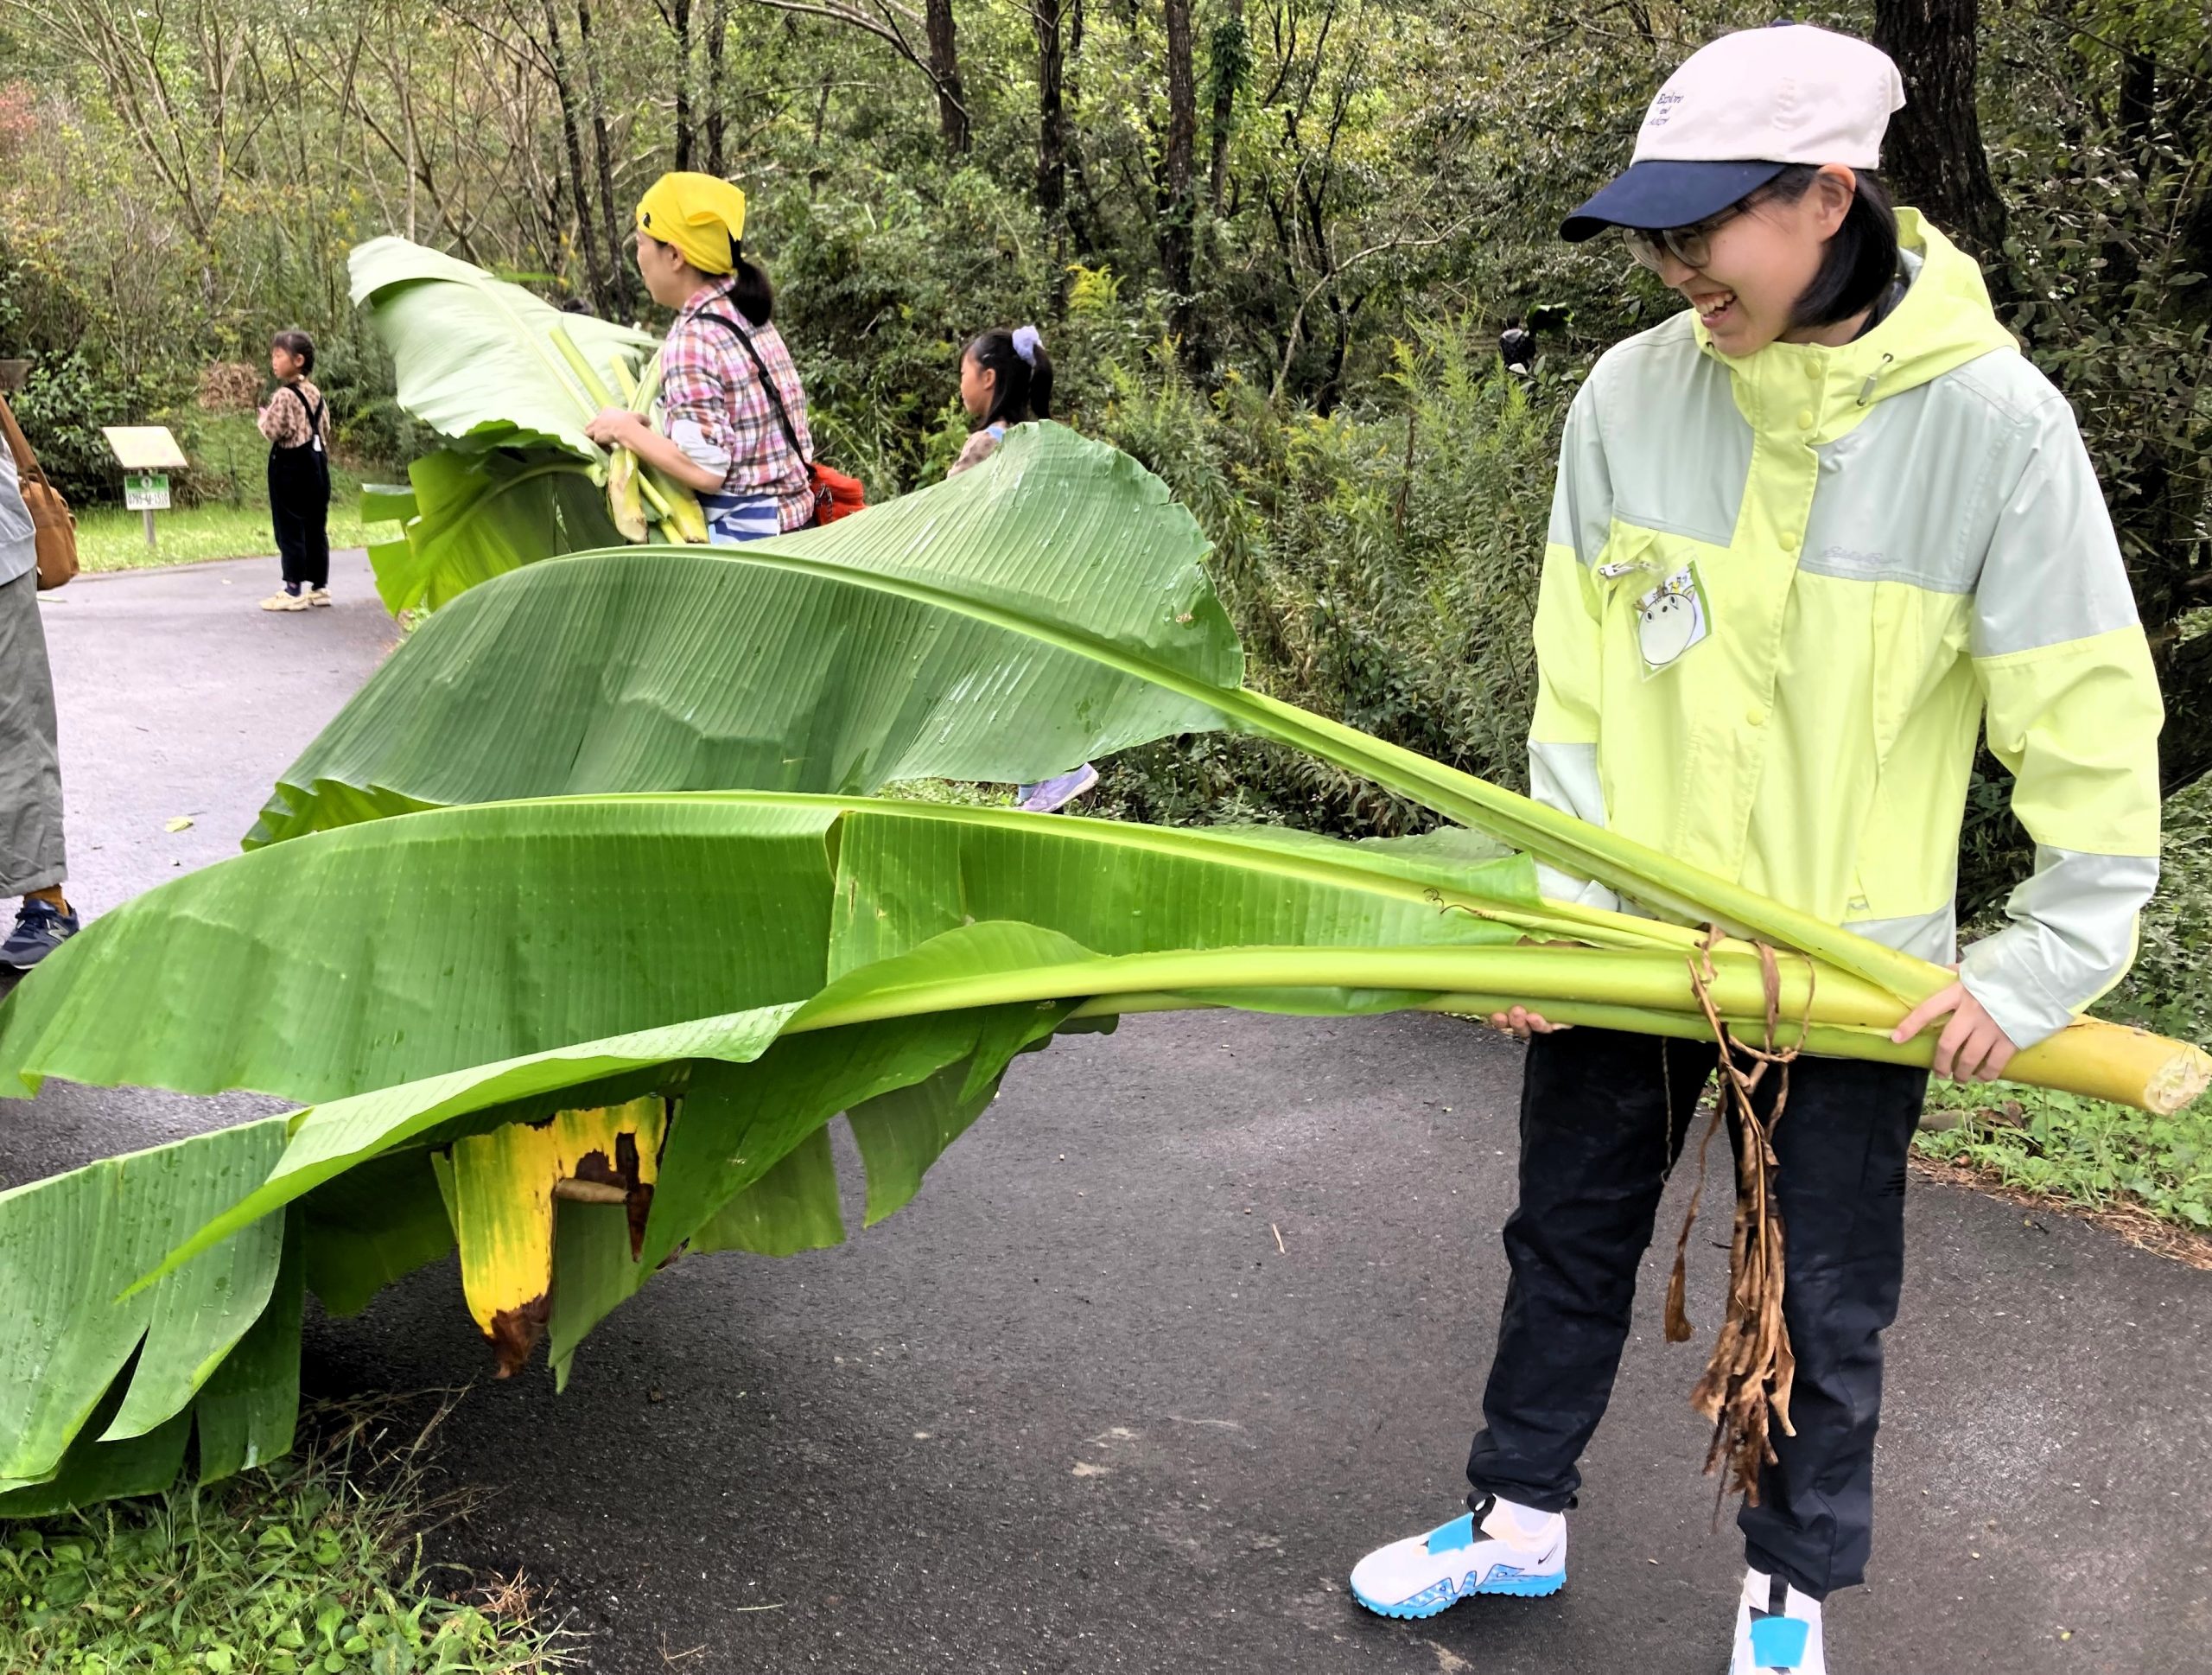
[1347,26,2162,1675]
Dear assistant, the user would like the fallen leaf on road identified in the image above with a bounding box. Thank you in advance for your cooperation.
[164,816,194,831]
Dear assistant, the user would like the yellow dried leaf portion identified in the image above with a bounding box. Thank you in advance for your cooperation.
[448,1096,666,1373]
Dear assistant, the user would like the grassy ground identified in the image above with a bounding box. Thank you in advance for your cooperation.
[1910,776,2212,1239]
[76,413,391,573]
[78,502,382,573]
[0,1397,571,1673]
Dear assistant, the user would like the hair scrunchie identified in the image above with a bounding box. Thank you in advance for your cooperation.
[1011,324,1044,366]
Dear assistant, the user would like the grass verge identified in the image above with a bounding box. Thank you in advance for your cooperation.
[0,1393,572,1673]
[75,413,392,573]
[77,502,385,574]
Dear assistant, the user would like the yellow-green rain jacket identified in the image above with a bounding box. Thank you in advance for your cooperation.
[1529,212,2162,1049]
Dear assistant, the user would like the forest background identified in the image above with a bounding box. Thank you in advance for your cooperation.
[1,0,2209,1218]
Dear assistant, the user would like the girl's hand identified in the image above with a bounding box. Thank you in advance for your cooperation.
[585,408,645,447]
[1490,1005,1570,1040]
[1890,970,2018,1083]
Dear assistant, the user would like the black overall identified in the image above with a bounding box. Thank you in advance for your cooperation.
[267,385,330,593]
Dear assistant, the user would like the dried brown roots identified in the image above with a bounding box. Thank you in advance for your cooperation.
[1666,937,1805,1510]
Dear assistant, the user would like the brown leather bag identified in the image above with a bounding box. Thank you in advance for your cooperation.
[0,392,78,590]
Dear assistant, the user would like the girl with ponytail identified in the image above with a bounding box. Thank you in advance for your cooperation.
[948,324,1053,478]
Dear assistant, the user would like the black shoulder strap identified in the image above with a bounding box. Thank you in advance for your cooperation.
[694,310,810,468]
[285,385,326,434]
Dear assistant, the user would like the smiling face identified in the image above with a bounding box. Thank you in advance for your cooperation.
[1643,167,1859,354]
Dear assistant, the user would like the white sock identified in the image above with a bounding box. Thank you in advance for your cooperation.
[1486,1494,1558,1542]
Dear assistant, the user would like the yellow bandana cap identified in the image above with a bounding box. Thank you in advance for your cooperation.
[635,173,748,275]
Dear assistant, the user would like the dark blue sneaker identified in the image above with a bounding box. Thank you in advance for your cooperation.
[1,898,79,970]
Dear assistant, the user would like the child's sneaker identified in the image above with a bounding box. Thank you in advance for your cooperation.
[1,897,79,970]
[1349,1493,1567,1619]
[306,587,332,607]
[1730,1569,1827,1674]
[1014,762,1099,813]
[261,589,308,612]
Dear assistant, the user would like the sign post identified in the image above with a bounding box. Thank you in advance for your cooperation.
[101,427,190,555]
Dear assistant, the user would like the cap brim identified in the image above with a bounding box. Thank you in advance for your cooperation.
[1560,159,1788,243]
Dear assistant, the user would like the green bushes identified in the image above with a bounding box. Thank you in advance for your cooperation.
[5,354,187,505]
[1061,315,1566,838]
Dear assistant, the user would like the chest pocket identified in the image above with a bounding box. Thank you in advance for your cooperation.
[1596,524,1725,680]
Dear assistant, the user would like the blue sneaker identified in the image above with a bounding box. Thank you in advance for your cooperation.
[1350,1493,1567,1619]
[1014,763,1100,814]
[1,897,79,970]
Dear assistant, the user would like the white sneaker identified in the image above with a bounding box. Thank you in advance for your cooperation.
[1730,1568,1827,1673]
[1349,1493,1567,1619]
[306,587,332,607]
[259,590,308,612]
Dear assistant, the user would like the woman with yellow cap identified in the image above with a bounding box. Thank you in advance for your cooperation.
[585,172,817,542]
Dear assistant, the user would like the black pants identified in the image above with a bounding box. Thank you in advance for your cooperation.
[269,445,330,591]
[1465,1028,1927,1600]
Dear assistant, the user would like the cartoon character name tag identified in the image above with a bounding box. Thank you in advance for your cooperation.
[1634,564,1710,676]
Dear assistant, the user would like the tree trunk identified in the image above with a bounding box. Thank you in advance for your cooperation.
[673,0,695,171]
[1207,0,1245,214]
[575,0,633,316]
[540,0,607,309]
[1871,0,2008,264]
[705,0,730,175]
[1158,0,1198,312]
[1036,0,1066,218]
[925,0,970,154]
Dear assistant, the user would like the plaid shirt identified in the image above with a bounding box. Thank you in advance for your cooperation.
[257,379,332,450]
[662,276,816,530]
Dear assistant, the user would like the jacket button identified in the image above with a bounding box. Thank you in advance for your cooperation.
[1781,529,1802,552]
[1806,361,1822,379]
[1796,408,1816,430]
[1745,705,1767,727]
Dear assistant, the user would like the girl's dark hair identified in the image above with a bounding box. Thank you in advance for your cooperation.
[271,330,316,374]
[964,327,1054,427]
[1764,165,1899,330]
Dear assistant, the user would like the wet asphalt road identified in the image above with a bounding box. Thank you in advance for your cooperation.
[3,554,2206,1674]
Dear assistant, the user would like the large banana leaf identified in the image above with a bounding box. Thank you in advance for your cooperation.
[0,797,1582,1501]
[365,446,626,616]
[0,796,1548,1106]
[349,238,670,612]
[252,425,1234,844]
[351,236,656,459]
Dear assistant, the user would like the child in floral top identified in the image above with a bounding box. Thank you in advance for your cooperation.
[257,330,332,612]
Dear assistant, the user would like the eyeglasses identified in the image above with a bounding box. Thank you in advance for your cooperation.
[1621,198,1754,272]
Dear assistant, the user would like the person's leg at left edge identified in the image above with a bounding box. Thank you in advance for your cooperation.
[0,564,75,969]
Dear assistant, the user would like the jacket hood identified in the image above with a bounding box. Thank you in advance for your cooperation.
[1696,208,2017,409]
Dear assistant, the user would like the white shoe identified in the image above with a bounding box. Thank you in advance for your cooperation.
[1349,1493,1567,1619]
[1730,1568,1827,1673]
[259,590,308,612]
[305,587,332,607]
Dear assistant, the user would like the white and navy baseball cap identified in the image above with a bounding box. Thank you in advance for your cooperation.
[1560,23,1906,241]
